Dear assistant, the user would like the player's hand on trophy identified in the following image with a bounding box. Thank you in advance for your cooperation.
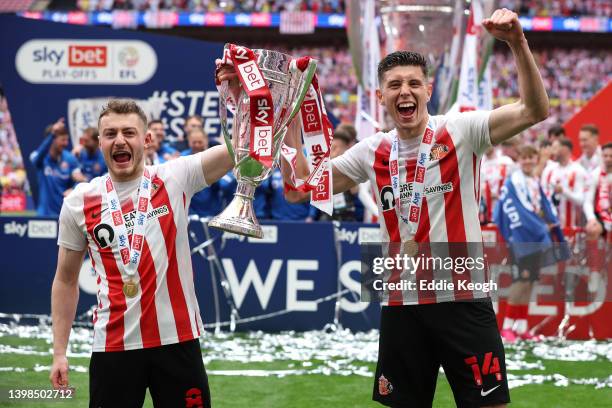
[483,8,525,45]
[215,59,241,102]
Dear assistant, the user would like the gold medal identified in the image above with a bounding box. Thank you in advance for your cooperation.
[403,239,418,257]
[122,279,139,298]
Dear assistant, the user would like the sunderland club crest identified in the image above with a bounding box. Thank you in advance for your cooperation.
[429,143,449,161]
[378,374,393,396]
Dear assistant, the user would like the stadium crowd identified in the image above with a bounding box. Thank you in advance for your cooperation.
[0,86,30,212]
[71,0,611,16]
[499,0,611,17]
[76,0,345,13]
[492,47,612,142]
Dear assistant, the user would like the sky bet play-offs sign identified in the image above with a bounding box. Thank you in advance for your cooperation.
[15,39,157,84]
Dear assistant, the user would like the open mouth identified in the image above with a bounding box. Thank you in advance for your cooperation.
[397,102,416,119]
[112,151,132,164]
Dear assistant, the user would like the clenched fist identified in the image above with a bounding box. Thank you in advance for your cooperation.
[482,8,525,45]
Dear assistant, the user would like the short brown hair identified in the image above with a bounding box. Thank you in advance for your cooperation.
[83,127,99,140]
[558,137,573,152]
[98,99,147,130]
[336,123,357,143]
[580,124,599,136]
[333,128,352,145]
[519,145,538,158]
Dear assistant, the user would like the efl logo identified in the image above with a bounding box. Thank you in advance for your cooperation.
[106,178,113,192]
[112,211,123,226]
[415,166,425,183]
[300,99,322,133]
[253,126,273,156]
[68,45,107,67]
[409,205,420,222]
[120,248,130,265]
[237,60,265,91]
[138,197,148,213]
[390,160,399,176]
[132,234,143,251]
[423,129,434,144]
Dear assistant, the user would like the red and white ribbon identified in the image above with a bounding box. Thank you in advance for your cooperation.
[102,168,152,281]
[390,120,435,238]
[225,44,275,168]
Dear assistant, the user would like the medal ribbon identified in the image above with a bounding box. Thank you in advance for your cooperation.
[103,169,151,279]
[390,120,435,239]
[280,56,334,215]
[226,44,275,168]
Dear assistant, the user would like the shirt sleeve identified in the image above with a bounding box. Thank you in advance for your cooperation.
[452,110,492,156]
[163,152,207,197]
[332,139,370,184]
[57,202,87,251]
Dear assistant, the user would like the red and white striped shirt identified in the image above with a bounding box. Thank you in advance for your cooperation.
[333,111,491,305]
[541,160,588,228]
[58,154,206,352]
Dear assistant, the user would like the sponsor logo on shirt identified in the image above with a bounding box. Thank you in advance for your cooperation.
[399,182,453,201]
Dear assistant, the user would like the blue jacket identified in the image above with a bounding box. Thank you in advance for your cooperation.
[493,171,570,265]
[29,134,79,216]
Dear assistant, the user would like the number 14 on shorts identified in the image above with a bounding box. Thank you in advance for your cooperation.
[464,352,502,386]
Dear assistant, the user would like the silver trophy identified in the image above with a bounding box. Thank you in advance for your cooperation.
[208,45,317,238]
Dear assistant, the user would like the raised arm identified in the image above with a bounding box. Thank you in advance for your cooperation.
[30,134,54,169]
[50,246,86,389]
[484,9,549,145]
[200,144,234,186]
[31,118,66,168]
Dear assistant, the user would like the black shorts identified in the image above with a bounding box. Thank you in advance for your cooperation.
[373,301,510,408]
[89,339,210,408]
[511,250,542,282]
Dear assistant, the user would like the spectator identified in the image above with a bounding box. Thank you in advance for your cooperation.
[494,145,567,342]
[578,123,601,173]
[184,114,204,136]
[144,132,161,165]
[29,118,86,217]
[541,137,588,228]
[148,119,179,163]
[547,124,566,142]
[74,127,107,181]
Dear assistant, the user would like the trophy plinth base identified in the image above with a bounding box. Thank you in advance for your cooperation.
[208,182,263,239]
